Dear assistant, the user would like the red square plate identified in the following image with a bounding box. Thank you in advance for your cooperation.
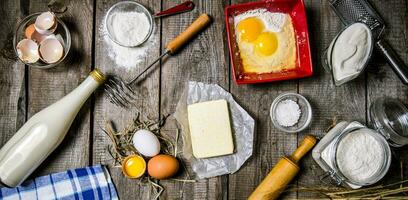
[225,0,313,84]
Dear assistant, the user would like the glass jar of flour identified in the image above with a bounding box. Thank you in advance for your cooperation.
[313,98,408,188]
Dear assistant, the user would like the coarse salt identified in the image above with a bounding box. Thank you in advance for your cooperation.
[275,99,301,127]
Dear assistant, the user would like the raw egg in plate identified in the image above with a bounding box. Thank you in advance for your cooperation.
[225,0,313,84]
[236,17,264,42]
[234,9,296,74]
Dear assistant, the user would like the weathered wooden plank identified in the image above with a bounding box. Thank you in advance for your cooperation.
[92,0,161,199]
[227,1,298,199]
[0,0,26,161]
[367,0,408,184]
[159,0,229,199]
[21,0,94,177]
[296,0,366,198]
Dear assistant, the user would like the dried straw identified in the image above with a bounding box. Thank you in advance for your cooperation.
[102,113,195,200]
[286,179,408,199]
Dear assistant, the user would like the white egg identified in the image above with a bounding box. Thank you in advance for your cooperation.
[16,39,40,63]
[39,38,64,63]
[34,11,57,35]
[132,129,160,157]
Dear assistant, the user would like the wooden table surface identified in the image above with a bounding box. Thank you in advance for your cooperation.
[1,0,408,199]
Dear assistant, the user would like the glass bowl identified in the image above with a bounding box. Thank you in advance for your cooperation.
[13,12,71,69]
[105,1,154,47]
[270,93,312,133]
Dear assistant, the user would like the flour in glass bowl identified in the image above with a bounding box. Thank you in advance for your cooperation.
[109,12,151,46]
[101,12,156,69]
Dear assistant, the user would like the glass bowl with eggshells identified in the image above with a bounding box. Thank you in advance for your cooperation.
[270,92,312,133]
[13,12,71,69]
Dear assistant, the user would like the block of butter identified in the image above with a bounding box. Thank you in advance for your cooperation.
[187,99,234,158]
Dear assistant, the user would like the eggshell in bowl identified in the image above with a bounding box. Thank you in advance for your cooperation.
[25,24,36,39]
[34,11,57,35]
[39,38,64,64]
[148,155,179,180]
[32,31,51,44]
[16,39,40,63]
[132,129,161,157]
[26,22,54,43]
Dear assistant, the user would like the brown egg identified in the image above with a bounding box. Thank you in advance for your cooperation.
[148,154,179,180]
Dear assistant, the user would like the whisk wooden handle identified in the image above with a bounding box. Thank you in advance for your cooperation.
[166,14,211,54]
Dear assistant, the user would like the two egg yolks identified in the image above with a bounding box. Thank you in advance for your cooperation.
[236,17,278,56]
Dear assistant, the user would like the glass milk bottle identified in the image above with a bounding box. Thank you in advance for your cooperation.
[0,69,105,187]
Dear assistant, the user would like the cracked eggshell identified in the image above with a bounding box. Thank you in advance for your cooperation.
[16,39,40,63]
[34,11,57,35]
[39,38,64,64]
[25,23,50,43]
[25,24,36,39]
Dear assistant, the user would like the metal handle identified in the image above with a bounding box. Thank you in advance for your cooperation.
[376,39,408,85]
[154,1,195,18]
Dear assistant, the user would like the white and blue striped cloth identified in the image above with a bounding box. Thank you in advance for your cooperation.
[0,165,118,200]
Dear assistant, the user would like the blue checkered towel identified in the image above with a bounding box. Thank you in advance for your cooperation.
[0,165,118,200]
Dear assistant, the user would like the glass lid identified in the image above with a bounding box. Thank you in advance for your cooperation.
[369,98,408,147]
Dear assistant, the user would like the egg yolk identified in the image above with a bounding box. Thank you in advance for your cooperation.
[123,155,146,178]
[254,32,278,56]
[237,17,264,42]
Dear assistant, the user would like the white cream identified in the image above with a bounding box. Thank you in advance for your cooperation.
[331,23,372,85]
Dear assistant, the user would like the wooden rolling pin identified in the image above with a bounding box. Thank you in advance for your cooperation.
[248,135,317,200]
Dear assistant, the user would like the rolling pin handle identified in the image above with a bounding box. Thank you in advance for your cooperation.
[290,135,317,163]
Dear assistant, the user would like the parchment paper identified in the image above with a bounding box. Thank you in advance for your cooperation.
[174,81,255,179]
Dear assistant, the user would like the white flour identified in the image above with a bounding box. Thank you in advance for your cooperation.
[336,129,384,183]
[109,12,151,46]
[101,13,156,69]
[234,9,287,32]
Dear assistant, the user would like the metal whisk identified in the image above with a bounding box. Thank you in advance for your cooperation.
[104,14,211,107]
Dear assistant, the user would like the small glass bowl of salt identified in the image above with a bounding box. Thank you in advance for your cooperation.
[270,93,312,133]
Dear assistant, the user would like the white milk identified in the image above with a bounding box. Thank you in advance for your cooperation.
[0,69,105,187]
